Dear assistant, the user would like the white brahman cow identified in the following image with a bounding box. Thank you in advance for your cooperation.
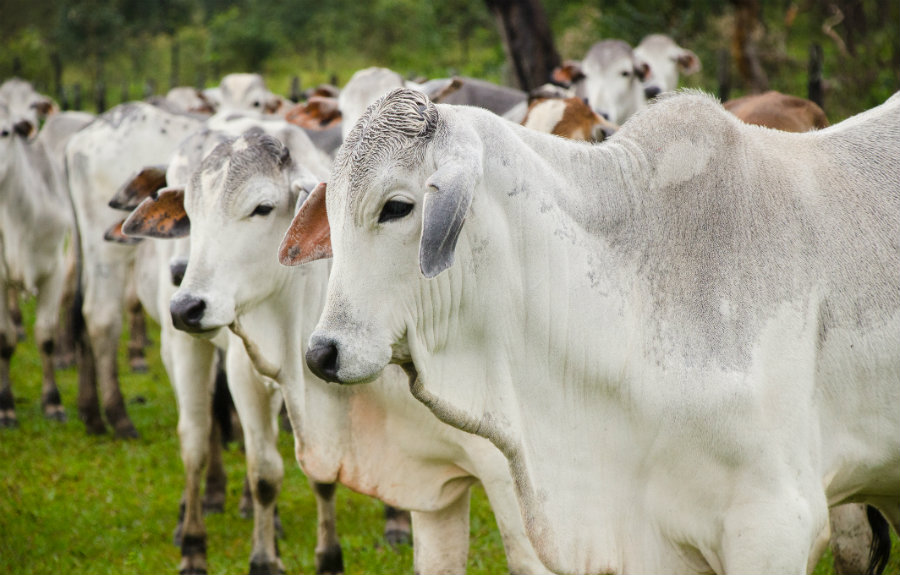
[553,39,649,124]
[0,103,83,425]
[121,116,414,574]
[633,34,701,99]
[125,128,551,575]
[282,88,900,574]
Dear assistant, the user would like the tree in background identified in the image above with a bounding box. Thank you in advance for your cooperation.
[484,0,561,91]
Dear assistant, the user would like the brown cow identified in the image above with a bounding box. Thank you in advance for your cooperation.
[724,90,828,132]
[522,96,619,142]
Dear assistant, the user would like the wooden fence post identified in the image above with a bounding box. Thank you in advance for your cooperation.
[290,75,302,103]
[808,43,824,110]
[717,48,731,102]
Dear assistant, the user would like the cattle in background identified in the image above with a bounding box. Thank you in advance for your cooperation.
[0,78,57,137]
[634,34,702,99]
[219,73,287,115]
[0,102,77,425]
[725,90,829,132]
[287,88,900,574]
[522,96,618,141]
[128,129,551,574]
[66,102,204,438]
[553,39,649,124]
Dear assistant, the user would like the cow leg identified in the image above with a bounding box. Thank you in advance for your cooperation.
[126,281,149,373]
[81,256,137,439]
[311,481,343,575]
[54,239,79,370]
[163,325,217,575]
[74,308,104,435]
[34,270,66,421]
[828,503,890,575]
[202,416,227,514]
[7,288,25,342]
[410,491,471,575]
[0,274,18,428]
[383,505,412,547]
[226,346,285,575]
[720,491,826,574]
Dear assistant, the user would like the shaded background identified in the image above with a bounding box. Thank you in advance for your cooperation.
[0,0,898,122]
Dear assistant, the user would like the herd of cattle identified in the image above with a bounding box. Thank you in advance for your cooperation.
[1,33,897,575]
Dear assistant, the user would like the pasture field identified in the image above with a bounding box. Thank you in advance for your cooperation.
[0,297,897,574]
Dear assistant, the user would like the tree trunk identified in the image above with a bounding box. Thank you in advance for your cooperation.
[731,0,769,93]
[484,0,560,92]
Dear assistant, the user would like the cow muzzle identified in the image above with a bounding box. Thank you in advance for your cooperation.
[306,337,341,383]
[170,294,208,333]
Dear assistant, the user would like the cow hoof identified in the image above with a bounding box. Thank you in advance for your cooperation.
[0,410,19,428]
[202,500,225,515]
[248,560,285,575]
[43,406,68,423]
[83,419,107,435]
[113,421,139,440]
[130,359,149,373]
[384,528,412,548]
[179,567,207,575]
[315,543,344,575]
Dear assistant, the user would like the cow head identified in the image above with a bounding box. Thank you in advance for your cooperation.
[564,40,648,125]
[280,88,483,384]
[634,34,701,99]
[147,127,321,335]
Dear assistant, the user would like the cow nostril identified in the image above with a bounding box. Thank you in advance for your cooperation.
[170,296,207,333]
[644,86,662,100]
[306,339,340,383]
[170,261,188,287]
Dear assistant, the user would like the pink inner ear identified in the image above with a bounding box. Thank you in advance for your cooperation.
[279,182,332,266]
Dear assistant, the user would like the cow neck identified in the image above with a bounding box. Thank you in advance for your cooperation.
[404,116,674,573]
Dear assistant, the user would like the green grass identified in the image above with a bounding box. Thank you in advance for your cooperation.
[0,297,897,574]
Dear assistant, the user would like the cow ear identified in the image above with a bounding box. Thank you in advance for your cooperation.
[279,182,332,266]
[30,98,56,119]
[103,218,144,245]
[635,61,651,81]
[122,187,190,239]
[110,165,168,210]
[552,60,585,86]
[420,128,482,279]
[675,50,701,75]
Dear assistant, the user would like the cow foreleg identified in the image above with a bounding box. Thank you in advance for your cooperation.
[0,332,16,428]
[311,481,343,575]
[34,270,66,422]
[82,261,137,439]
[226,346,285,575]
[7,288,25,342]
[126,280,149,373]
[0,268,18,427]
[383,504,412,548]
[54,239,78,369]
[720,491,826,574]
[163,326,217,575]
[410,491,471,575]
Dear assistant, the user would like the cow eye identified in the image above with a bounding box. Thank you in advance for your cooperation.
[251,204,274,217]
[0,129,8,137]
[620,70,631,77]
[253,100,261,108]
[378,200,414,223]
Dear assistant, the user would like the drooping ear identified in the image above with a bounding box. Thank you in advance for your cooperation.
[103,218,144,245]
[279,182,332,266]
[30,98,56,119]
[109,165,168,210]
[420,125,482,278]
[121,187,189,239]
[635,60,651,82]
[552,60,585,86]
[675,50,701,75]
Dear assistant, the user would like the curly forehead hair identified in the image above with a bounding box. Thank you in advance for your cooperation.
[335,88,440,205]
[192,127,290,206]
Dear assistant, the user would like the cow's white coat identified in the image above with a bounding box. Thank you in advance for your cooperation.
[308,89,900,574]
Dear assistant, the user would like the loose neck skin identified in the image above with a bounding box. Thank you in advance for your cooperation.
[403,116,690,573]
